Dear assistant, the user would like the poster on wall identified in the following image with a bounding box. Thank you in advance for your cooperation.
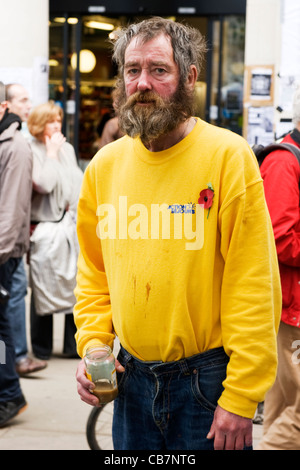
[245,106,275,147]
[277,74,300,138]
[243,65,275,143]
[250,68,273,101]
[0,57,48,107]
[245,65,274,105]
[32,57,49,106]
[0,67,33,98]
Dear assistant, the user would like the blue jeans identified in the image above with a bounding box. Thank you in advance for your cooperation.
[113,346,230,450]
[7,259,28,362]
[0,258,23,402]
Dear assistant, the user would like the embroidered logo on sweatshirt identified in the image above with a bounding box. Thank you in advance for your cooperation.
[167,203,196,214]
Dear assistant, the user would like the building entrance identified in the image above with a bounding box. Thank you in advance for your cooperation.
[49,2,246,165]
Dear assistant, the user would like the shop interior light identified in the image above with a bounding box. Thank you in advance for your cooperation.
[53,17,66,23]
[68,18,79,25]
[109,27,121,40]
[85,20,114,31]
[71,49,97,73]
[49,59,59,67]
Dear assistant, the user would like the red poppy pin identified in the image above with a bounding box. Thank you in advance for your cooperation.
[198,183,214,219]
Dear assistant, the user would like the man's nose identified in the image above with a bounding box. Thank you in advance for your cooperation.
[137,69,152,91]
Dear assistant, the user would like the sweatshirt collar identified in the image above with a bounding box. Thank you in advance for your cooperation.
[133,118,204,165]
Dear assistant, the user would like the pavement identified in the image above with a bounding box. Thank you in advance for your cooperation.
[0,298,264,451]
[0,314,94,450]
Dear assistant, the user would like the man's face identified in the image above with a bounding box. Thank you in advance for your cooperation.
[7,85,31,122]
[124,33,180,101]
[116,33,195,145]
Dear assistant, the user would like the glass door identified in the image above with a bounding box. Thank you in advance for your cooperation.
[49,14,121,167]
[206,16,245,135]
[49,15,82,160]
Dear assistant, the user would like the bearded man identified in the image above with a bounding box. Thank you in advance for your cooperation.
[74,17,281,451]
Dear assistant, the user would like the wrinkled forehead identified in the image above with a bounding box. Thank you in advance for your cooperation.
[128,31,172,46]
[125,33,174,62]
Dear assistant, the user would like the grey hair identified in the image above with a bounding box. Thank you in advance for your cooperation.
[293,86,300,126]
[111,17,207,83]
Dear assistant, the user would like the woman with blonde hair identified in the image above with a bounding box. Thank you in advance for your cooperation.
[27,101,83,359]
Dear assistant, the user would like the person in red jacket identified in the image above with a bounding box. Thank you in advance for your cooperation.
[258,87,300,450]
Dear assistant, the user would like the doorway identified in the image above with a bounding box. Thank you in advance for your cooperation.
[49,14,245,165]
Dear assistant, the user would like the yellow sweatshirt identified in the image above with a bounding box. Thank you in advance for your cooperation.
[74,118,281,418]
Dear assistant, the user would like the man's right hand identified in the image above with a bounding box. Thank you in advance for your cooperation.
[75,358,125,407]
[76,359,99,407]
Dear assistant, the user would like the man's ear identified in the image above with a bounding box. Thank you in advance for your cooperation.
[186,65,198,90]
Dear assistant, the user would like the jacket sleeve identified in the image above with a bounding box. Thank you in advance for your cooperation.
[32,144,62,194]
[260,150,300,267]
[0,134,32,264]
[73,160,115,357]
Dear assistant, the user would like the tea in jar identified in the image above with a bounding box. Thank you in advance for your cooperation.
[84,344,118,404]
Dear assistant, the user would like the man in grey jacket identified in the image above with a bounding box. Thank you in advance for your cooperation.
[0,81,33,426]
[6,83,47,376]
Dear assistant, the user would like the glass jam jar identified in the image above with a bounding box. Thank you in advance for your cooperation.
[84,344,118,404]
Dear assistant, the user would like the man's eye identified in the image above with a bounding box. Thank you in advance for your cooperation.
[128,68,139,75]
[155,68,165,74]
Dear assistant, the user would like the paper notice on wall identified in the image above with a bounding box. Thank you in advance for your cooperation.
[0,57,49,106]
[250,68,273,101]
[247,106,275,146]
[276,120,294,140]
[32,57,49,106]
[0,67,33,99]
[278,74,300,113]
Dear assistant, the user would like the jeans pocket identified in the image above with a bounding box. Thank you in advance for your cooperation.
[191,359,228,412]
[116,350,132,394]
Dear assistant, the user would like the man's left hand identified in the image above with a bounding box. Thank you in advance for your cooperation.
[207,405,253,450]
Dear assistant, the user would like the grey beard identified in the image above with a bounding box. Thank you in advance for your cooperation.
[116,86,195,147]
[119,102,176,146]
